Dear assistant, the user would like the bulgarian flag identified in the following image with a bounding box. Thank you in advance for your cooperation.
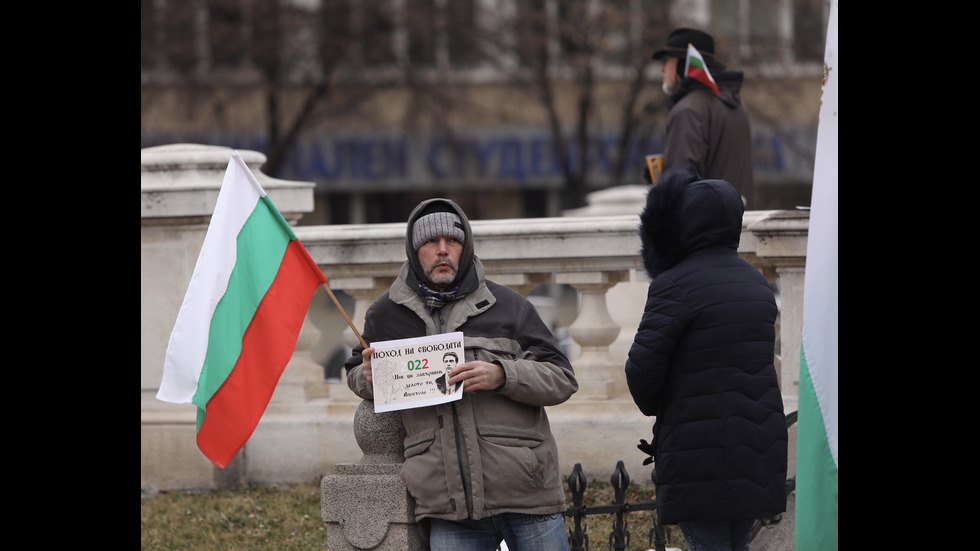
[157,151,327,468]
[684,43,721,97]
[796,1,838,549]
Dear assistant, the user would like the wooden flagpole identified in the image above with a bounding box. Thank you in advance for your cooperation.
[321,281,368,349]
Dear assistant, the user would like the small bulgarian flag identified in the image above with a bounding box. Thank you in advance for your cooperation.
[684,43,721,97]
[157,151,327,468]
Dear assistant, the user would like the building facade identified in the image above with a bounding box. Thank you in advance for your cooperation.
[141,0,829,223]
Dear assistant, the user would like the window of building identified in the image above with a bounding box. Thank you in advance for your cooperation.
[447,0,480,67]
[360,3,397,67]
[141,0,825,82]
[708,0,827,68]
[406,0,438,67]
[207,0,246,70]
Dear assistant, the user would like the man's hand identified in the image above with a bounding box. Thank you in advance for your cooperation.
[448,360,505,392]
[360,347,375,384]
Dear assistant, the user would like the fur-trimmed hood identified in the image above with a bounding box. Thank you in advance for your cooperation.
[638,164,744,278]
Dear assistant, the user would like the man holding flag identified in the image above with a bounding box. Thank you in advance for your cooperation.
[652,28,756,209]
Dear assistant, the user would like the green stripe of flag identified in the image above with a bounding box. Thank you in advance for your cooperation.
[796,352,839,549]
[193,196,293,412]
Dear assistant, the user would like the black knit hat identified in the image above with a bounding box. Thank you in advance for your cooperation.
[651,28,715,60]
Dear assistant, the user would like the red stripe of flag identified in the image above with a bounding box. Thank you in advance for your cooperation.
[197,239,325,468]
[685,44,721,97]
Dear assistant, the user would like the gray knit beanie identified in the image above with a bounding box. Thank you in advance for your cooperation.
[412,212,466,251]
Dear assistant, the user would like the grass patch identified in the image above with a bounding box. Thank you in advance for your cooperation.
[141,480,685,550]
[141,483,325,551]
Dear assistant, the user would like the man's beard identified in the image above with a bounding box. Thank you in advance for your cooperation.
[425,258,458,287]
[662,79,678,95]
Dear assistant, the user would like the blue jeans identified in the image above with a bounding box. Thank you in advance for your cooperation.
[429,513,569,551]
[678,519,754,551]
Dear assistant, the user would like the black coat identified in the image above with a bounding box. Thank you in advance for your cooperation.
[625,165,787,524]
[665,65,755,209]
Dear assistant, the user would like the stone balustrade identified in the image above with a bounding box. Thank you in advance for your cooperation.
[141,145,807,500]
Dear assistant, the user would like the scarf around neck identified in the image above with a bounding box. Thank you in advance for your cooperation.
[418,281,460,313]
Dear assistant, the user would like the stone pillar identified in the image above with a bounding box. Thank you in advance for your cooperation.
[321,400,425,550]
[559,270,630,399]
[774,265,805,414]
[747,210,809,414]
[334,278,394,351]
[325,278,395,414]
[269,313,330,405]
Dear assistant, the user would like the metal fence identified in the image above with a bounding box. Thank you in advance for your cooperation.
[564,411,798,551]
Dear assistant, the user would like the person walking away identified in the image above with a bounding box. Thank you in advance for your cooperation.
[653,27,757,209]
[625,164,787,550]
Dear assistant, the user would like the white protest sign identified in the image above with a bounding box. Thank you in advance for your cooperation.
[371,331,465,413]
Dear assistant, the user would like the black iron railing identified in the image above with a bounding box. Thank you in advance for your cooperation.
[565,460,666,551]
[564,410,798,551]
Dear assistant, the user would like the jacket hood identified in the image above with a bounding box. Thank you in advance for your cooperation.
[638,164,744,278]
[405,198,478,292]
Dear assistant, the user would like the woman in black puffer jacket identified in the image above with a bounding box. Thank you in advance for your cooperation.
[625,164,787,550]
